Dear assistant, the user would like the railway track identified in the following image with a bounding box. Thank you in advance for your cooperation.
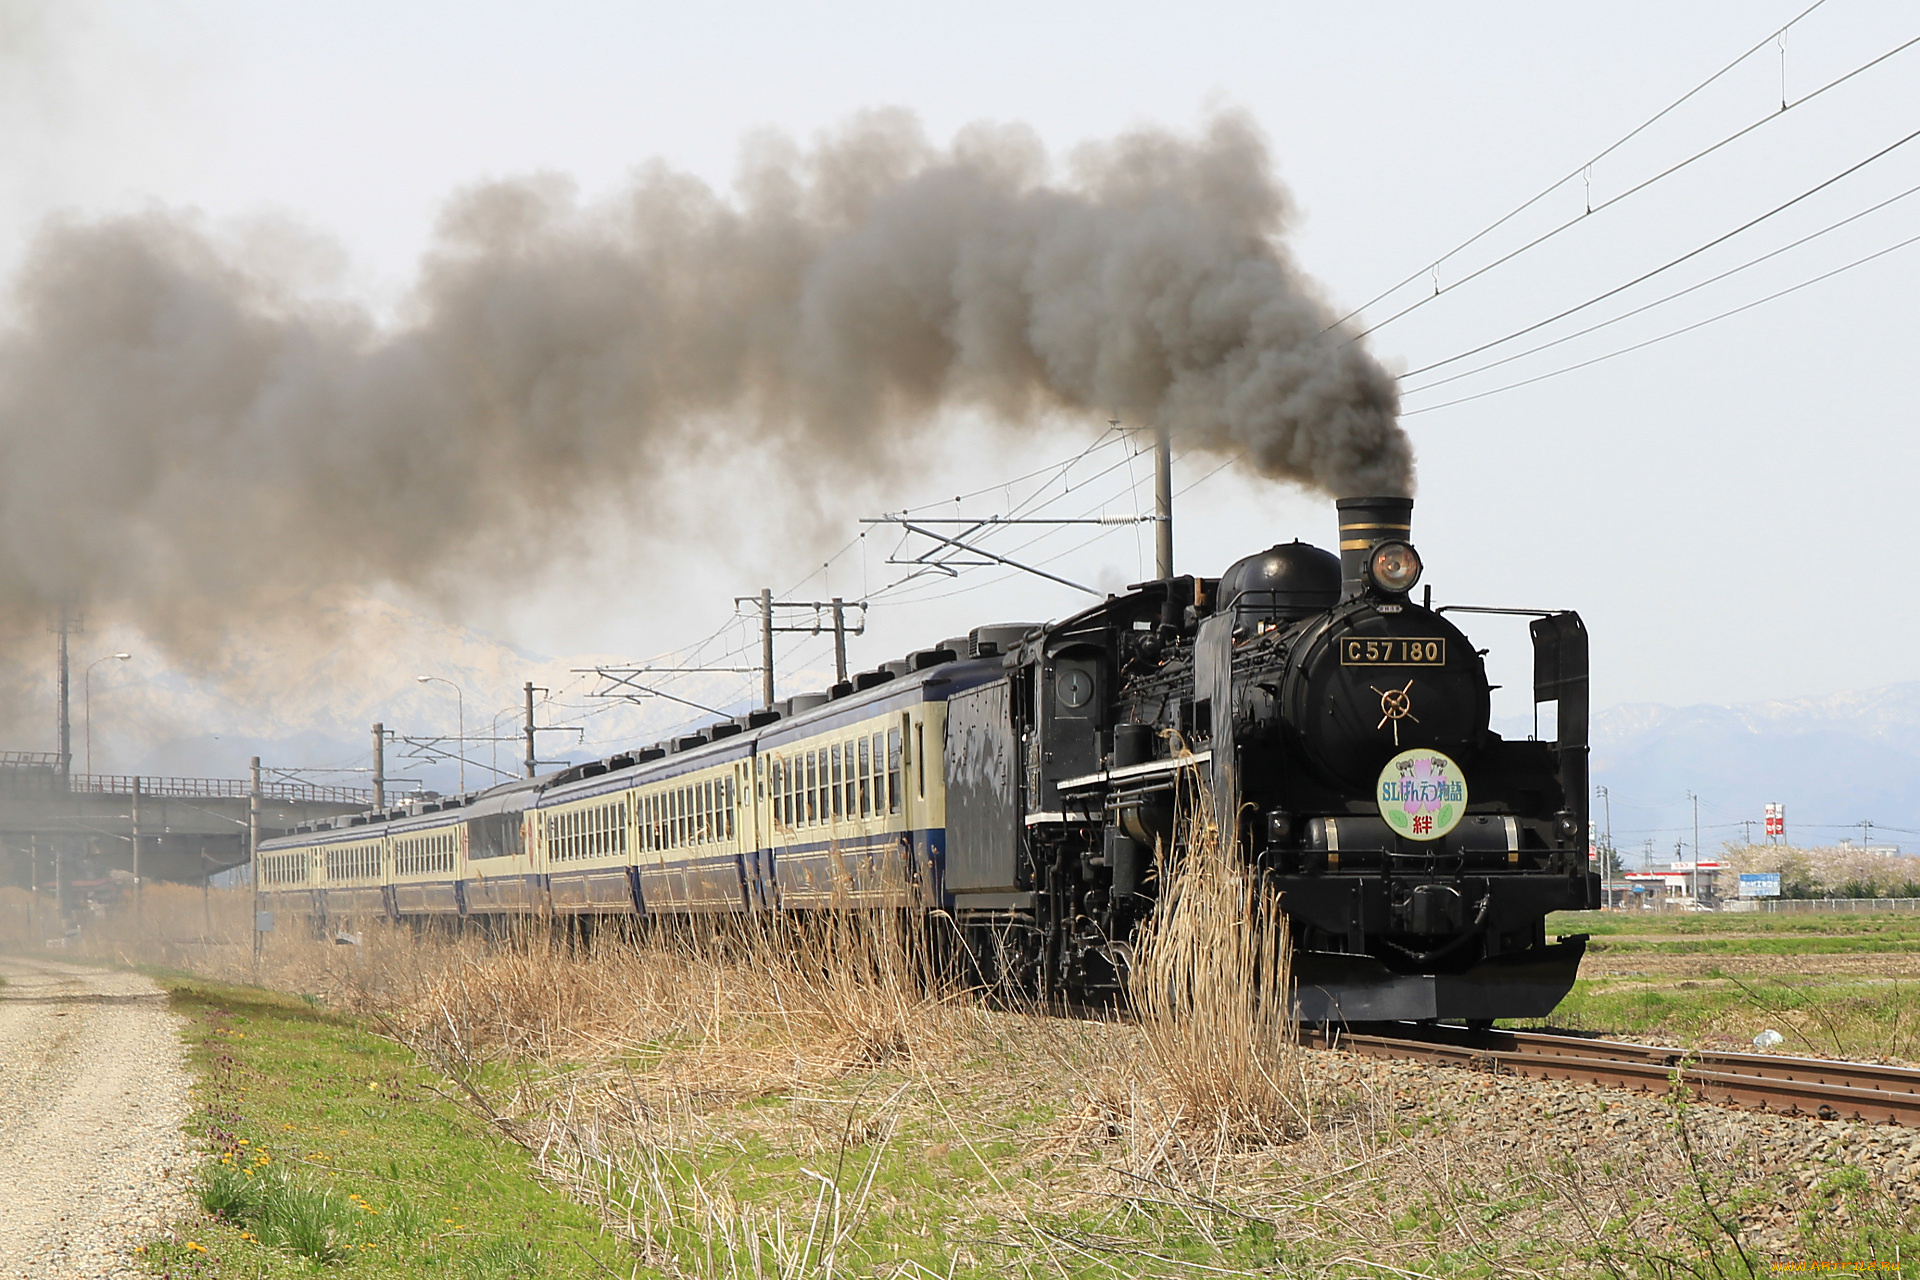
[1303,1023,1920,1127]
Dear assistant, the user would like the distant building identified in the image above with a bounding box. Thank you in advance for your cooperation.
[1622,860,1728,906]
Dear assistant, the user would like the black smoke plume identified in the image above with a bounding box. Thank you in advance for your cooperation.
[0,110,1409,646]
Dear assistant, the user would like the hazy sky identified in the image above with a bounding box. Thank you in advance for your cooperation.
[4,0,1917,775]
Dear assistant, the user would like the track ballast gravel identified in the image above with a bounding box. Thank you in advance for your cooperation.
[0,956,194,1278]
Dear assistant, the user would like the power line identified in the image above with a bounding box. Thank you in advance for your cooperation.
[1333,0,1840,334]
[1401,177,1920,397]
[1400,121,1920,382]
[1353,30,1920,344]
[1402,226,1920,416]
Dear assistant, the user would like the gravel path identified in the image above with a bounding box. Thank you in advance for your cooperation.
[0,957,195,1278]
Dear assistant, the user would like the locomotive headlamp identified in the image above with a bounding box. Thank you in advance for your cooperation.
[1366,541,1423,595]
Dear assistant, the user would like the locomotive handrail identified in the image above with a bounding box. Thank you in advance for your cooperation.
[1433,605,1557,617]
[1054,749,1211,794]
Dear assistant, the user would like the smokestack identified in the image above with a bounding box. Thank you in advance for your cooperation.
[1336,496,1414,600]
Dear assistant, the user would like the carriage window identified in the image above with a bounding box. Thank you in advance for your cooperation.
[887,728,901,814]
[843,743,856,818]
[817,740,833,821]
[725,777,735,840]
[915,723,925,799]
[858,737,871,817]
[802,753,814,824]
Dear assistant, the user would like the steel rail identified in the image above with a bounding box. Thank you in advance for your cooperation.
[1302,1023,1920,1127]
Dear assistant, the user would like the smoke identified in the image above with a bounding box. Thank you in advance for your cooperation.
[0,109,1409,649]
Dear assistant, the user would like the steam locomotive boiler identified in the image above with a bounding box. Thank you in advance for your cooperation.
[941,495,1600,1023]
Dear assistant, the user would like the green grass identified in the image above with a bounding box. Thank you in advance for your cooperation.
[142,975,620,1278]
[1549,909,1920,953]
[1518,970,1920,1059]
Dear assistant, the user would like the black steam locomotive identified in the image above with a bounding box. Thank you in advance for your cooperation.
[260,494,1597,1024]
[943,495,1598,1022]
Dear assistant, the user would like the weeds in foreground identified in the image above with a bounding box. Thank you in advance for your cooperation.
[1130,787,1305,1142]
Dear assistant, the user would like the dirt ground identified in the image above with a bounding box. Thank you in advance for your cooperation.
[0,956,195,1279]
[1581,951,1920,979]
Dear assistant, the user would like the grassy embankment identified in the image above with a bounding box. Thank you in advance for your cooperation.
[22,880,1920,1274]
[141,974,616,1278]
[1538,910,1920,1058]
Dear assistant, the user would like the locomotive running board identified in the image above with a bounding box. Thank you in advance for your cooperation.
[1292,938,1587,1024]
[1054,749,1212,794]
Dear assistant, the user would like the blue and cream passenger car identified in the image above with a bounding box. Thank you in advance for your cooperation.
[254,629,1021,930]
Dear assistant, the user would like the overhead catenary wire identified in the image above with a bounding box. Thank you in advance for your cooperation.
[1402,226,1920,416]
[1332,0,1844,336]
[1400,176,1920,397]
[1397,121,1920,383]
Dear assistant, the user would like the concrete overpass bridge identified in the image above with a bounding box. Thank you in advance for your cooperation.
[0,753,372,892]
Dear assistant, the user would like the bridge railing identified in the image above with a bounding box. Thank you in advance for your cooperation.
[68,774,374,806]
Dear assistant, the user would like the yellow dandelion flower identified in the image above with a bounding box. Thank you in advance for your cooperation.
[185,1241,207,1253]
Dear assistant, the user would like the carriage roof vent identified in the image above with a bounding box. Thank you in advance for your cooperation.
[787,692,830,715]
[605,753,636,771]
[828,680,854,700]
[854,668,895,691]
[747,708,782,728]
[672,732,711,752]
[710,722,744,739]
[910,647,958,672]
[636,746,666,763]
[578,762,608,778]
[970,624,1037,658]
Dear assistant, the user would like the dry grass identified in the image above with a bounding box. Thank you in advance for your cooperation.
[1128,783,1306,1142]
[9,856,1914,1274]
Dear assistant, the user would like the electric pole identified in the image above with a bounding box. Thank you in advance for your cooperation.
[54,606,72,788]
[760,588,775,708]
[1687,790,1700,903]
[524,683,539,778]
[1153,423,1174,580]
[131,776,143,925]
[371,723,385,809]
[1596,784,1612,909]
[250,756,262,968]
[831,598,849,684]
[739,591,868,707]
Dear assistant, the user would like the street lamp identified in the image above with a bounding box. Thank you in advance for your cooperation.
[416,675,466,794]
[83,652,131,775]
